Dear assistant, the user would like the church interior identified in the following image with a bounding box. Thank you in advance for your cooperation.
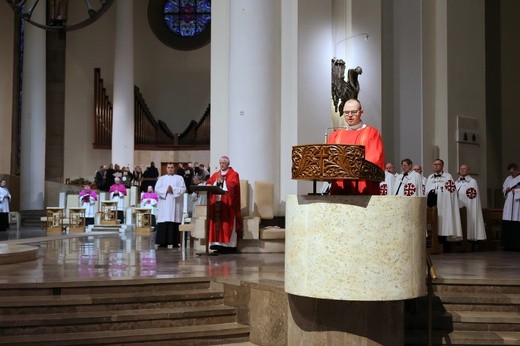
[1,0,520,345]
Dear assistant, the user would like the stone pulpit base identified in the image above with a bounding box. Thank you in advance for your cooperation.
[285,195,426,345]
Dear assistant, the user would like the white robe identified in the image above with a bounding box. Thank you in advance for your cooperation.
[393,171,424,196]
[380,171,395,196]
[502,174,520,221]
[0,187,11,213]
[425,172,462,240]
[110,191,126,211]
[456,175,486,240]
[141,195,158,216]
[79,195,97,218]
[155,174,186,223]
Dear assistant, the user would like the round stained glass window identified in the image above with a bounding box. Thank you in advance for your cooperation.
[148,0,211,51]
[163,0,211,37]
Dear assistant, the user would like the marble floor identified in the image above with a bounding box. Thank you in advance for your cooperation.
[0,227,285,287]
[0,227,519,286]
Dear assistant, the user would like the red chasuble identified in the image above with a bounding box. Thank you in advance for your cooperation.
[206,167,243,243]
[326,125,385,195]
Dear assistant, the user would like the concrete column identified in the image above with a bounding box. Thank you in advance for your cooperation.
[210,0,230,169]
[280,0,299,205]
[20,6,46,210]
[112,0,134,169]
[211,0,281,214]
[227,0,280,211]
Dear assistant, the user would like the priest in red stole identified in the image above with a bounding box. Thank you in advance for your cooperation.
[327,99,385,195]
[206,156,243,254]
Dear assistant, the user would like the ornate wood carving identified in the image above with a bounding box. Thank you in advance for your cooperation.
[292,144,384,182]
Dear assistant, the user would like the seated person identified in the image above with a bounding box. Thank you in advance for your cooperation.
[109,177,127,223]
[141,185,159,227]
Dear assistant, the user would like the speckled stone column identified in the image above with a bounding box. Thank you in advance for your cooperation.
[285,194,426,344]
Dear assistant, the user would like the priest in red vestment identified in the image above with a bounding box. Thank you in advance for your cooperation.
[206,156,243,254]
[326,99,385,195]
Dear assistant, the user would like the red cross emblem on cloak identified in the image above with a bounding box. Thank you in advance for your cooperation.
[380,183,388,195]
[404,183,416,196]
[466,187,477,199]
[445,180,456,193]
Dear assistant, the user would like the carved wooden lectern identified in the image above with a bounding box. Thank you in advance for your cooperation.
[291,144,385,192]
[190,185,227,255]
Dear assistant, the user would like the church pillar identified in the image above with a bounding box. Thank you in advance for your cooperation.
[212,0,281,214]
[280,0,299,202]
[20,6,46,210]
[227,0,280,187]
[210,0,230,167]
[111,0,134,169]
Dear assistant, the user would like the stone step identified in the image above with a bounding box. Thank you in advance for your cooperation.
[433,282,520,294]
[407,310,520,331]
[405,330,520,345]
[20,210,46,227]
[238,239,285,253]
[0,288,224,315]
[0,277,212,296]
[0,305,238,336]
[0,322,250,345]
[259,226,285,240]
[437,292,520,306]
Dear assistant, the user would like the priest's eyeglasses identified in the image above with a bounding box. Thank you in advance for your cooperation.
[343,110,360,116]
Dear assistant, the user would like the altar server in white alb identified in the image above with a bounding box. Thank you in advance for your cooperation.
[425,159,462,243]
[79,184,98,226]
[455,164,486,243]
[501,163,520,250]
[0,179,12,231]
[380,162,396,195]
[154,163,186,248]
[393,159,424,197]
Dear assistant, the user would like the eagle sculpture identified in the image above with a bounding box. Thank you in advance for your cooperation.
[331,59,362,116]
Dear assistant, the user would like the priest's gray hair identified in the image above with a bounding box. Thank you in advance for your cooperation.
[220,156,230,164]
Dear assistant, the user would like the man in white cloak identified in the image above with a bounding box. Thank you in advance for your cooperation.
[393,159,424,197]
[154,163,186,248]
[412,164,427,195]
[501,162,520,250]
[380,162,396,196]
[425,159,463,249]
[455,164,486,245]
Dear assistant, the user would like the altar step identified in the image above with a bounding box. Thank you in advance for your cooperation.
[89,223,133,233]
[239,224,285,253]
[405,278,520,345]
[20,209,46,227]
[0,277,250,345]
